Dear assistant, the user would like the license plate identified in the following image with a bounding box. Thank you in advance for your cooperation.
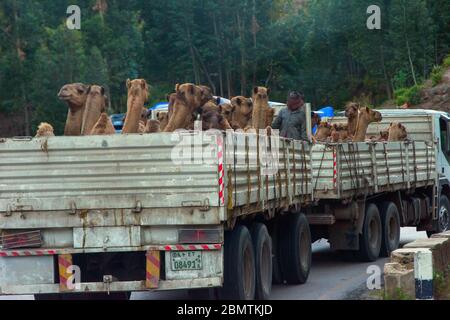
[170,251,202,271]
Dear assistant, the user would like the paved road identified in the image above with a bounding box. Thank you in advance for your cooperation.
[1,227,426,301]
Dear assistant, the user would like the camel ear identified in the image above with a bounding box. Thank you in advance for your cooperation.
[175,83,180,92]
[126,79,131,90]
[100,86,106,96]
[253,87,258,95]
[236,97,242,105]
[86,85,92,94]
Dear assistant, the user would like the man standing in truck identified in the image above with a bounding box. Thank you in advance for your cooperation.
[271,91,308,141]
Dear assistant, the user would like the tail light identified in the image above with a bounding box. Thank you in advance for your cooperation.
[0,230,42,249]
[178,229,221,244]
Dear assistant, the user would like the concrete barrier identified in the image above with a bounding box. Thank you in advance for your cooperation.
[384,231,450,300]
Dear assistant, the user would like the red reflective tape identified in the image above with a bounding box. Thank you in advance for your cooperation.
[214,244,221,250]
[176,245,184,251]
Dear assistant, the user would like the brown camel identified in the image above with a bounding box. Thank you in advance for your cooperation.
[80,85,108,135]
[122,79,149,134]
[164,83,212,132]
[220,103,234,124]
[58,83,89,136]
[330,123,350,142]
[230,96,253,130]
[345,102,360,136]
[156,112,169,131]
[201,111,233,131]
[35,122,55,137]
[369,130,389,142]
[90,113,116,135]
[265,107,275,127]
[146,119,161,133]
[314,122,332,142]
[352,107,382,142]
[387,122,408,141]
[251,87,271,130]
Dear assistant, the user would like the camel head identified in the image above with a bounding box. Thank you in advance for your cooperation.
[314,122,332,142]
[388,122,408,141]
[35,122,55,137]
[345,102,360,119]
[231,96,253,117]
[359,106,382,124]
[201,110,230,131]
[126,79,149,103]
[146,119,161,133]
[175,83,212,109]
[198,101,220,116]
[220,103,235,123]
[252,86,270,102]
[58,83,89,109]
[81,85,108,135]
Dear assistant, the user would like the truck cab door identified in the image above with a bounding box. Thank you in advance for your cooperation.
[438,117,450,179]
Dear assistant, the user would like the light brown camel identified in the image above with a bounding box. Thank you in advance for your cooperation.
[35,122,55,137]
[164,83,212,132]
[220,103,234,124]
[122,79,149,134]
[146,119,161,133]
[369,130,389,142]
[230,96,253,130]
[58,83,89,136]
[90,113,116,135]
[201,110,233,131]
[330,123,350,142]
[387,122,408,141]
[314,122,332,142]
[157,112,169,131]
[251,87,271,130]
[345,102,360,137]
[352,107,382,142]
[265,107,275,127]
[80,85,108,135]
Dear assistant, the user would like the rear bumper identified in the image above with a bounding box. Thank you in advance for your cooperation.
[0,278,222,295]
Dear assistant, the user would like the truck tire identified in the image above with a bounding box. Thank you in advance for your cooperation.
[268,219,283,284]
[221,225,256,300]
[379,201,400,257]
[437,194,450,233]
[279,213,312,285]
[357,203,382,262]
[250,223,272,300]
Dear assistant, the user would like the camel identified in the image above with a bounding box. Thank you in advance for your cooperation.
[352,107,382,142]
[146,119,161,133]
[35,122,55,137]
[80,85,108,135]
[368,130,389,142]
[122,79,149,134]
[330,123,350,142]
[163,83,212,132]
[201,110,233,131]
[344,102,360,137]
[387,122,408,141]
[265,107,275,127]
[251,87,271,130]
[58,83,89,136]
[199,101,220,115]
[157,112,169,131]
[230,96,253,130]
[90,113,116,135]
[314,122,332,142]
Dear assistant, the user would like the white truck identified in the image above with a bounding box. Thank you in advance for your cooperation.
[0,108,447,300]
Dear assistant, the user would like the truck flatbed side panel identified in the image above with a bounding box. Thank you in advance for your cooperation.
[312,141,436,199]
[0,133,221,214]
[225,133,312,216]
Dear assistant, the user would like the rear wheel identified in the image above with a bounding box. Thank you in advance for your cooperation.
[279,213,312,284]
[250,223,272,300]
[221,225,255,300]
[379,201,401,257]
[357,203,382,262]
[427,194,450,237]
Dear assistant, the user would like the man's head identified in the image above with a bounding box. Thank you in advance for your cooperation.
[287,91,305,111]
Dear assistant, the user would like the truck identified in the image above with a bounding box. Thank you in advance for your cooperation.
[0,108,447,300]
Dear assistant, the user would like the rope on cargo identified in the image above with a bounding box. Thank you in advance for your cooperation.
[312,143,330,192]
[400,142,405,185]
[425,142,430,187]
[245,134,251,208]
[257,131,262,207]
[233,132,238,210]
[292,141,297,197]
[339,144,358,191]
[412,141,418,189]
[283,139,289,203]
[383,143,391,189]
[302,141,309,199]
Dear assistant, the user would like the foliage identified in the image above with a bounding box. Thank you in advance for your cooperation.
[0,0,450,135]
[431,65,445,86]
[394,85,423,106]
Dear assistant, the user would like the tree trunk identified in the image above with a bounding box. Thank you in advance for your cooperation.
[236,11,247,96]
[380,45,393,100]
[402,1,417,86]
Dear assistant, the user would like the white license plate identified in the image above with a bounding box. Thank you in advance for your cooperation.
[170,251,202,271]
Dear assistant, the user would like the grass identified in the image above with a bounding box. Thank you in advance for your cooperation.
[434,266,450,300]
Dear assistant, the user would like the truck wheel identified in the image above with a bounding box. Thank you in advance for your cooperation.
[222,225,256,300]
[379,201,400,257]
[268,219,283,284]
[358,203,382,262]
[250,223,272,300]
[437,195,450,233]
[279,213,312,285]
